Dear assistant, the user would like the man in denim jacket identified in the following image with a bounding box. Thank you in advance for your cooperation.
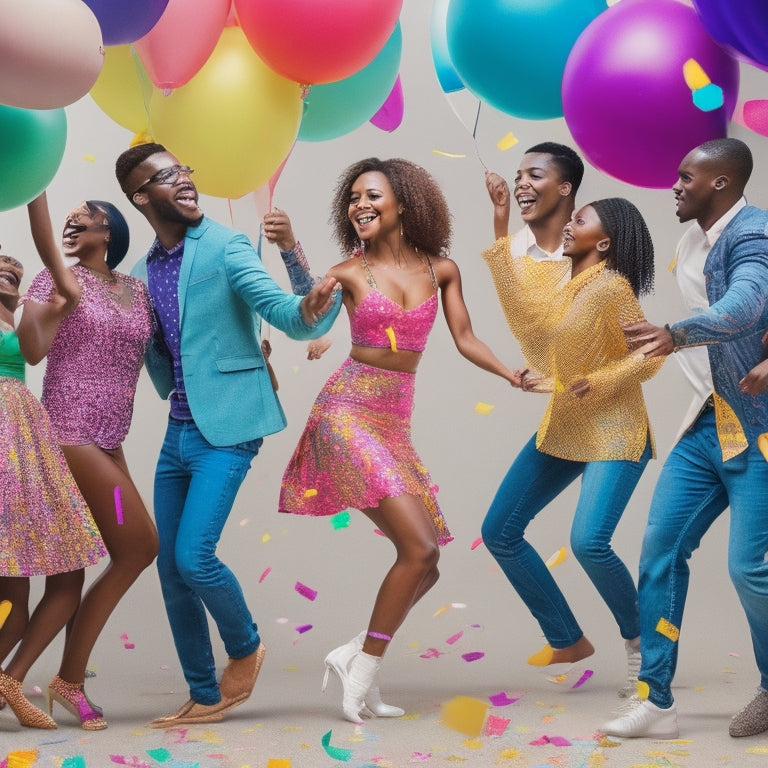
[601,138,768,739]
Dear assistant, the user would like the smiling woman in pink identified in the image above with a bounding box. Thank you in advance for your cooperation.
[17,192,158,730]
[280,158,518,724]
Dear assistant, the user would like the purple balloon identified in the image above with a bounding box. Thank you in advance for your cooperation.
[82,0,169,46]
[693,0,768,70]
[563,0,739,189]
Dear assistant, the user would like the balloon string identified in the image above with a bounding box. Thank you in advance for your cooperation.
[471,100,488,171]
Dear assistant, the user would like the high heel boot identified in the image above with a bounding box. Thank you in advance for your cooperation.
[341,651,381,724]
[47,675,107,730]
[0,672,56,729]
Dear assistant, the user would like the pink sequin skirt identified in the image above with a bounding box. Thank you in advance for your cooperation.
[279,358,452,545]
[0,377,106,576]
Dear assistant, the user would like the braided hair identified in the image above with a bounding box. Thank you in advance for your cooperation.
[590,198,654,298]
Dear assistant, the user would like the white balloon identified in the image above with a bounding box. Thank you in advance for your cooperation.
[0,0,104,109]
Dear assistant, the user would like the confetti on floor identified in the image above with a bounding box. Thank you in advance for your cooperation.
[321,730,352,761]
[440,696,489,737]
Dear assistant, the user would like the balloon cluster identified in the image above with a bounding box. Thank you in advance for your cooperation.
[0,0,403,207]
[435,0,764,189]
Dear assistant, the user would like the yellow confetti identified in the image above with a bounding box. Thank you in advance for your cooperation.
[496,131,519,151]
[83,154,95,163]
[303,489,318,498]
[433,604,451,617]
[433,149,467,158]
[384,326,398,352]
[637,680,650,699]
[747,746,768,754]
[262,533,271,543]
[683,58,711,91]
[545,546,567,568]
[758,433,768,461]
[6,751,38,768]
[440,696,489,737]
[462,738,483,749]
[267,760,291,768]
[498,748,524,759]
[474,401,495,415]
[0,599,12,630]
[656,616,680,642]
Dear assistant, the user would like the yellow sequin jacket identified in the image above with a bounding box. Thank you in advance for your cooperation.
[483,237,664,462]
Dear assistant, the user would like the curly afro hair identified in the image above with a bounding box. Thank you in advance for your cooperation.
[330,158,452,257]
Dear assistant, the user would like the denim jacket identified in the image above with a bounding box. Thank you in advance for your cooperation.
[669,205,768,461]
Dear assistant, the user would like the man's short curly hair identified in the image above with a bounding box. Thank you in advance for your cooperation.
[115,142,167,198]
[330,158,452,257]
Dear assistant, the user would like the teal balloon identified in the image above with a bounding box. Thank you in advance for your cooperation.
[298,23,402,142]
[446,0,607,120]
[0,106,67,211]
[431,0,464,93]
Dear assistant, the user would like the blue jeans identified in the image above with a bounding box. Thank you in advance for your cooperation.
[482,433,651,648]
[638,407,768,709]
[154,417,263,705]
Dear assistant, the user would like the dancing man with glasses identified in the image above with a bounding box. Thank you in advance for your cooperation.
[115,143,340,728]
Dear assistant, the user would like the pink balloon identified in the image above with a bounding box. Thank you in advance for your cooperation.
[0,0,104,110]
[233,0,402,84]
[562,0,739,188]
[370,75,404,133]
[134,0,230,89]
[743,100,768,138]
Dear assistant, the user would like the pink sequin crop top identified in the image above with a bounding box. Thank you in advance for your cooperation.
[349,253,438,353]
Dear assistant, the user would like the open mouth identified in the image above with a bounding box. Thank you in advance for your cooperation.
[0,270,20,289]
[517,195,535,212]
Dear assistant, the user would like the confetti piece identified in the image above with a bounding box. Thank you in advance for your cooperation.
[321,730,352,761]
[373,529,386,537]
[84,154,96,163]
[545,546,567,568]
[474,401,494,415]
[114,486,124,525]
[295,624,313,634]
[729,651,741,657]
[259,566,272,583]
[420,648,445,659]
[496,132,518,151]
[747,746,768,754]
[461,651,484,662]
[484,714,510,736]
[330,511,351,530]
[656,617,679,642]
[693,83,723,111]
[432,149,467,159]
[120,632,135,650]
[489,691,520,707]
[571,669,593,689]
[294,581,318,601]
[262,533,271,543]
[440,696,489,736]
[303,489,318,498]
[410,754,431,762]
[61,758,86,768]
[637,680,650,699]
[682,58,711,90]
[145,749,171,763]
[239,518,249,526]
[267,760,292,768]
[758,433,768,461]
[433,605,451,617]
[0,600,11,630]
[446,631,463,645]
[7,752,39,768]
[384,326,398,352]
[470,537,484,550]
[109,757,152,768]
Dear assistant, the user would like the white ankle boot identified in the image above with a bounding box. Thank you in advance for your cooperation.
[342,651,380,724]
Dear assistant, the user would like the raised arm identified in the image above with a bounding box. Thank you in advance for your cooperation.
[486,171,511,241]
[262,208,316,295]
[437,257,520,386]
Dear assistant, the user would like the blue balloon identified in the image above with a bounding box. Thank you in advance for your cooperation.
[298,24,402,142]
[692,0,768,69]
[446,0,606,120]
[82,0,169,46]
[431,0,464,94]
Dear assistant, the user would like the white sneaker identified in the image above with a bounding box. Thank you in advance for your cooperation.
[618,637,641,698]
[600,697,679,739]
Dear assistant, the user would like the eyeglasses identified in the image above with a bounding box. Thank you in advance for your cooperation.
[132,165,194,196]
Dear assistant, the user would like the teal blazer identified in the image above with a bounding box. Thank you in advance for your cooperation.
[132,216,339,446]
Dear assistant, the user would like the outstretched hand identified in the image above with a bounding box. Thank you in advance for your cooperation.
[623,320,673,357]
[301,275,338,325]
[263,208,296,252]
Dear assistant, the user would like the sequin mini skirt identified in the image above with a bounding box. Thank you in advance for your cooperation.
[279,358,452,545]
[0,377,106,576]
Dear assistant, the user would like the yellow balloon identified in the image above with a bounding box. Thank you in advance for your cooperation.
[90,45,154,133]
[149,27,302,199]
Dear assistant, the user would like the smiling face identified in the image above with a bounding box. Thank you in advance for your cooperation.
[514,152,572,224]
[672,148,724,228]
[0,251,23,312]
[348,171,400,243]
[129,151,201,227]
[562,204,609,260]
[61,201,111,260]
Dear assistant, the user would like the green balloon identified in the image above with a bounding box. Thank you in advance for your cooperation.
[298,23,402,142]
[0,106,67,211]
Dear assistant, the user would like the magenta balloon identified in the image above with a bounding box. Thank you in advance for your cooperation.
[562,0,739,188]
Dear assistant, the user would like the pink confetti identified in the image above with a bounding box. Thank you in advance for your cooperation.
[294,581,318,601]
[549,736,572,747]
[114,486,124,525]
[529,735,549,746]
[120,632,135,650]
[484,714,510,736]
[295,624,313,634]
[109,757,152,768]
[373,529,386,537]
[461,651,485,662]
[489,691,520,707]
[729,652,741,657]
[445,631,464,645]
[470,537,484,550]
[258,566,272,583]
[409,753,431,762]
[419,648,445,659]
[571,669,594,689]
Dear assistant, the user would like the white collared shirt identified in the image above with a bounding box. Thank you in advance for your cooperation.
[510,224,567,262]
[672,197,746,440]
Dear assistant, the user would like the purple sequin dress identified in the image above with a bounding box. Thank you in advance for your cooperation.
[280,259,452,545]
[24,266,153,450]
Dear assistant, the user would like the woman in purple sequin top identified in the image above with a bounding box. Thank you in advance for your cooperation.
[17,192,158,730]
